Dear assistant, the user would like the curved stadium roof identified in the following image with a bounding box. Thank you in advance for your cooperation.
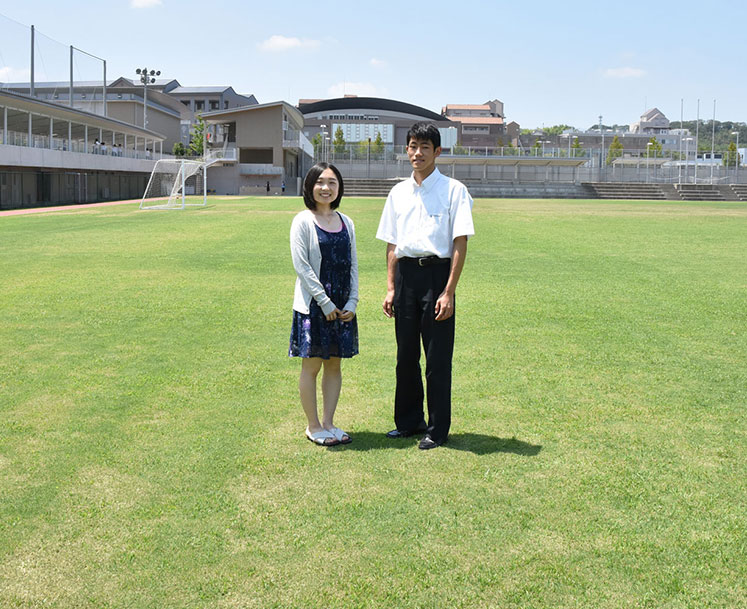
[298,97,447,122]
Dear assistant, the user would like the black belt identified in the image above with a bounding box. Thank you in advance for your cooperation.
[399,256,450,267]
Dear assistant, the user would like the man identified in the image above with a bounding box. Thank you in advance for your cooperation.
[376,122,474,449]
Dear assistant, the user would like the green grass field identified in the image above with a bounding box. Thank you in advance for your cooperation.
[1,196,745,609]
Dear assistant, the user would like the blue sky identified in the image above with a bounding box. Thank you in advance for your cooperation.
[2,0,745,130]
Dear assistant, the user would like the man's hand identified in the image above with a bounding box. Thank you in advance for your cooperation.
[434,290,454,321]
[382,289,395,318]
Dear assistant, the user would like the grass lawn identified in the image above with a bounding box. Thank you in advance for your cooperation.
[0,196,745,609]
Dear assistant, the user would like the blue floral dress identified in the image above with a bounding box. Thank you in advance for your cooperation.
[289,220,359,359]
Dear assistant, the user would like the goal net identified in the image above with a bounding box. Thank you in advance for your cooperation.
[140,159,206,210]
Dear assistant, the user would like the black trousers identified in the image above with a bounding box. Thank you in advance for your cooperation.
[393,259,455,443]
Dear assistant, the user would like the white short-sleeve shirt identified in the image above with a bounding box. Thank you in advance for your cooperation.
[376,168,475,258]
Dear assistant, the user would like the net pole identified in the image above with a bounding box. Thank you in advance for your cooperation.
[181,159,186,208]
[203,162,207,206]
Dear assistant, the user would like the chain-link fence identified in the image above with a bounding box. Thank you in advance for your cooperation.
[313,143,747,184]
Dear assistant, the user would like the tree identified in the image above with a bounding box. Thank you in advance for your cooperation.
[531,140,542,155]
[645,136,662,158]
[355,140,369,160]
[188,115,206,156]
[333,126,346,156]
[607,135,623,165]
[572,138,583,158]
[172,141,187,157]
[311,133,323,158]
[371,131,384,155]
[723,141,741,167]
[544,124,574,136]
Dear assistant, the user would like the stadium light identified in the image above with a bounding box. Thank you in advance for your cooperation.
[136,67,161,130]
[731,131,740,181]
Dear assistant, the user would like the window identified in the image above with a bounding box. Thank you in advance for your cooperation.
[239,148,273,163]
[210,100,219,110]
[195,100,205,111]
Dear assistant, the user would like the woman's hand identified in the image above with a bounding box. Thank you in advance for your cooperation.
[325,308,342,322]
[339,309,355,322]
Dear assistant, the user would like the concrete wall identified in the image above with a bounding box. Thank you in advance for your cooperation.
[106,102,181,151]
[0,145,157,173]
[236,106,283,164]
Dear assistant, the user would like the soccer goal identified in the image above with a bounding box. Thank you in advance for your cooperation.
[140,159,207,210]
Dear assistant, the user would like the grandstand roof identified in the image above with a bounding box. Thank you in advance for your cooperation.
[298,96,447,122]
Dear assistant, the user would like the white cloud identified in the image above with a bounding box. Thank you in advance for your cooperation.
[327,82,387,98]
[130,0,162,7]
[603,67,646,79]
[0,66,31,82]
[258,35,320,52]
[370,58,387,69]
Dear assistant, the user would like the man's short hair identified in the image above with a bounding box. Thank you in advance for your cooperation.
[407,122,441,149]
[302,162,344,210]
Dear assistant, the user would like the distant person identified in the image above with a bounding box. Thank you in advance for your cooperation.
[376,122,474,449]
[289,162,359,446]
[101,142,107,155]
[282,180,286,194]
[94,138,100,154]
[266,180,271,194]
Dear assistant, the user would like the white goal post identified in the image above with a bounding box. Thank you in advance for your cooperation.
[140,159,207,210]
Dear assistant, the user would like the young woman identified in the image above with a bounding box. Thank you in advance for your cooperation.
[289,163,358,446]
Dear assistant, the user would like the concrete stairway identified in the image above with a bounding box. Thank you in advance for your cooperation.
[583,182,666,200]
[675,184,725,201]
[461,181,591,199]
[344,178,404,197]
[730,184,747,201]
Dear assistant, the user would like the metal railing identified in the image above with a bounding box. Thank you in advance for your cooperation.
[1,127,163,160]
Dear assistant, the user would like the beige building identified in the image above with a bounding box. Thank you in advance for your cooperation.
[202,101,313,196]
[630,108,670,134]
[4,78,257,154]
[442,99,510,148]
[1,88,163,208]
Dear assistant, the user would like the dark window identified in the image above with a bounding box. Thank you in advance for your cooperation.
[239,148,274,163]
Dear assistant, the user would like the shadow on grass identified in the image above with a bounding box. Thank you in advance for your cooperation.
[337,431,542,456]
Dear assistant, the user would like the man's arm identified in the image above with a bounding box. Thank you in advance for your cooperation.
[382,243,398,318]
[434,236,467,321]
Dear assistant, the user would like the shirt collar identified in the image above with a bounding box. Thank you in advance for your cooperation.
[410,167,442,193]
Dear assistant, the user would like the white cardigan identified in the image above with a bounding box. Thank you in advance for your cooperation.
[290,209,359,316]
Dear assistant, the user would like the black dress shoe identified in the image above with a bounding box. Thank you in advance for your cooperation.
[385,426,427,439]
[418,435,444,450]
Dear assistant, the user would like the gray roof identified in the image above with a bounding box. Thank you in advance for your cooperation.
[168,86,235,94]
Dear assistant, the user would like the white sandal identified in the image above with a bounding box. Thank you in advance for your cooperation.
[305,428,339,446]
[328,426,352,444]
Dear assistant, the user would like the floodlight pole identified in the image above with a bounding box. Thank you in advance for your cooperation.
[70,46,74,107]
[136,67,161,130]
[30,25,35,97]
